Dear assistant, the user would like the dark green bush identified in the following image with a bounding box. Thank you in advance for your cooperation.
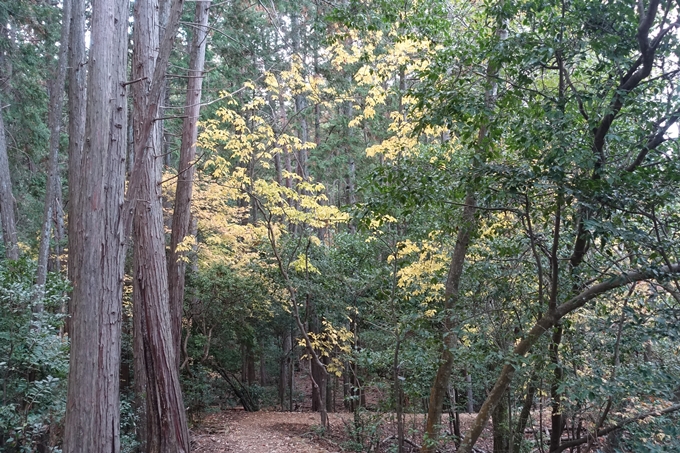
[0,259,69,452]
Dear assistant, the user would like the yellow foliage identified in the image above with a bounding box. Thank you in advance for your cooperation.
[393,237,449,306]
[326,20,454,160]
[174,235,196,264]
[299,320,354,377]
[289,253,320,274]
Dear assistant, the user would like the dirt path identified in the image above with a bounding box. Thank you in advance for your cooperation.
[191,410,348,453]
[191,409,494,453]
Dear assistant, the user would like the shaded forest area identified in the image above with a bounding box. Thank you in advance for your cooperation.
[0,0,679,452]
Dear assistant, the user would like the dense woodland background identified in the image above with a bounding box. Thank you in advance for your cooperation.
[0,0,679,452]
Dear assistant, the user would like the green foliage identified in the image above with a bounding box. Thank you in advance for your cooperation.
[342,408,383,452]
[0,259,69,452]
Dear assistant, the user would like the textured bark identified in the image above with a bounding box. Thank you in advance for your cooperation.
[0,109,18,260]
[64,0,86,340]
[130,0,190,451]
[131,0,162,448]
[168,0,210,362]
[62,0,128,448]
[36,0,71,302]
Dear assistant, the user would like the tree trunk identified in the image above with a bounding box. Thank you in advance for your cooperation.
[52,179,65,272]
[290,9,308,180]
[279,331,291,409]
[311,351,324,411]
[457,263,680,453]
[549,325,564,452]
[423,194,476,452]
[423,16,507,451]
[260,339,267,385]
[512,377,536,453]
[0,108,18,261]
[62,0,129,449]
[129,0,190,451]
[394,337,404,453]
[168,0,210,362]
[64,0,86,342]
[36,0,71,305]
[247,345,256,385]
[492,390,510,453]
[465,370,474,413]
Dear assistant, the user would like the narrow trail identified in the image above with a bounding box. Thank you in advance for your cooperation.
[191,410,348,453]
[190,409,495,453]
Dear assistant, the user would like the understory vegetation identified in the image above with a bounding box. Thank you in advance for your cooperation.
[1,0,679,452]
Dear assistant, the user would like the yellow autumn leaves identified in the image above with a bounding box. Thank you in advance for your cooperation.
[191,19,463,337]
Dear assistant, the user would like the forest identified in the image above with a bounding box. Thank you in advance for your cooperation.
[0,0,679,452]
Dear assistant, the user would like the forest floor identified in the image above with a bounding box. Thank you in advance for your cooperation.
[190,370,495,452]
[190,409,494,453]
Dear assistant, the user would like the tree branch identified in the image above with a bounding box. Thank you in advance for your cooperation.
[626,109,680,172]
[457,262,680,453]
[554,404,680,453]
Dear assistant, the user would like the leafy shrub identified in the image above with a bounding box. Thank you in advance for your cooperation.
[0,259,69,452]
[342,408,383,452]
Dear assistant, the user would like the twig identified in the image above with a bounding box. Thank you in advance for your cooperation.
[121,76,147,87]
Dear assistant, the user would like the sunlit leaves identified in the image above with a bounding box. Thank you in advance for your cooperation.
[300,320,354,377]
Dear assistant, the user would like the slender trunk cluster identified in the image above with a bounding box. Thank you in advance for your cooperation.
[0,110,18,261]
[169,0,211,363]
[35,0,72,306]
[63,0,129,449]
[129,0,190,451]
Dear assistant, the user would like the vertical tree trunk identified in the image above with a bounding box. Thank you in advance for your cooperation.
[260,339,267,384]
[311,354,324,411]
[279,331,291,409]
[347,158,356,233]
[129,0,190,451]
[466,370,474,413]
[62,0,129,449]
[0,109,18,261]
[512,377,536,453]
[168,0,210,361]
[131,0,162,449]
[36,0,71,303]
[492,390,510,453]
[52,180,65,272]
[290,9,308,180]
[422,16,506,451]
[423,195,477,452]
[63,0,86,340]
[394,336,404,453]
[549,326,564,452]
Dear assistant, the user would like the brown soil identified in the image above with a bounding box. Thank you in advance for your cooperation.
[190,409,494,453]
[190,371,495,452]
[191,410,349,453]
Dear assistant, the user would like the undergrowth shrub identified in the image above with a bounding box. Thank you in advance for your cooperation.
[0,258,70,452]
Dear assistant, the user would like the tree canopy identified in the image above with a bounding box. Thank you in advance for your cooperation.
[0,0,679,452]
